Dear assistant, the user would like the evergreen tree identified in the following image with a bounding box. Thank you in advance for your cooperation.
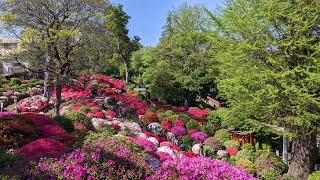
[216,0,320,178]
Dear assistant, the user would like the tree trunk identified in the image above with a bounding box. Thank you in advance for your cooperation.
[124,60,129,83]
[54,76,62,116]
[288,131,317,180]
[44,54,52,102]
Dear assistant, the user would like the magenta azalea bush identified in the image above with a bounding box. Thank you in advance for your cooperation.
[171,126,186,136]
[136,139,157,151]
[191,132,208,142]
[147,156,256,180]
[15,138,67,159]
[36,138,154,179]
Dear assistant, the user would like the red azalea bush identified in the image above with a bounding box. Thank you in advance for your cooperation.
[75,124,88,131]
[187,107,211,118]
[173,120,185,127]
[226,147,239,155]
[106,110,116,118]
[161,121,172,130]
[183,151,199,158]
[41,125,66,138]
[15,138,67,159]
[0,115,40,149]
[95,111,106,119]
[188,129,198,135]
[19,113,66,138]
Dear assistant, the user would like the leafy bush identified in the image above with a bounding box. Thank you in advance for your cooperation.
[83,130,114,145]
[254,151,286,179]
[203,145,217,158]
[65,111,93,130]
[204,137,222,151]
[177,114,190,123]
[146,156,255,180]
[308,171,320,180]
[0,115,40,149]
[0,75,6,85]
[242,143,254,150]
[200,122,216,137]
[214,129,230,143]
[9,78,21,86]
[235,159,255,175]
[207,110,222,124]
[164,110,174,117]
[0,150,22,168]
[53,116,75,133]
[181,135,193,151]
[232,150,256,162]
[185,120,200,130]
[224,140,240,149]
[36,138,154,179]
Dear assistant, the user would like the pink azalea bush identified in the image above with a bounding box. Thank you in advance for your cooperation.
[226,147,239,156]
[17,95,52,112]
[173,120,185,127]
[136,139,157,151]
[36,138,154,179]
[146,156,256,180]
[15,138,67,159]
[191,132,208,142]
[0,112,15,118]
[171,126,186,136]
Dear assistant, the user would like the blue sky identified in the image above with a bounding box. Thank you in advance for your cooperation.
[112,0,224,46]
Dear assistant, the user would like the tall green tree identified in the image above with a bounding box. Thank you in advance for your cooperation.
[150,3,218,104]
[215,0,320,178]
[105,4,141,83]
[0,0,109,115]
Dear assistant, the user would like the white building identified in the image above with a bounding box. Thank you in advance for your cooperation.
[0,38,30,79]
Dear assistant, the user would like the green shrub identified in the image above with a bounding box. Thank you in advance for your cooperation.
[201,122,216,137]
[308,171,320,180]
[84,130,114,144]
[214,129,230,143]
[65,111,93,130]
[53,116,75,133]
[203,145,217,158]
[235,159,255,175]
[224,140,240,149]
[95,125,117,135]
[204,137,222,151]
[164,110,175,117]
[232,149,255,162]
[0,76,5,85]
[242,143,254,151]
[182,135,193,151]
[207,110,222,124]
[185,120,200,131]
[254,151,286,179]
[157,112,166,122]
[0,150,22,168]
[177,114,190,123]
[9,78,21,86]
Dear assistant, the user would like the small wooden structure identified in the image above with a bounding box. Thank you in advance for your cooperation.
[228,130,254,146]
